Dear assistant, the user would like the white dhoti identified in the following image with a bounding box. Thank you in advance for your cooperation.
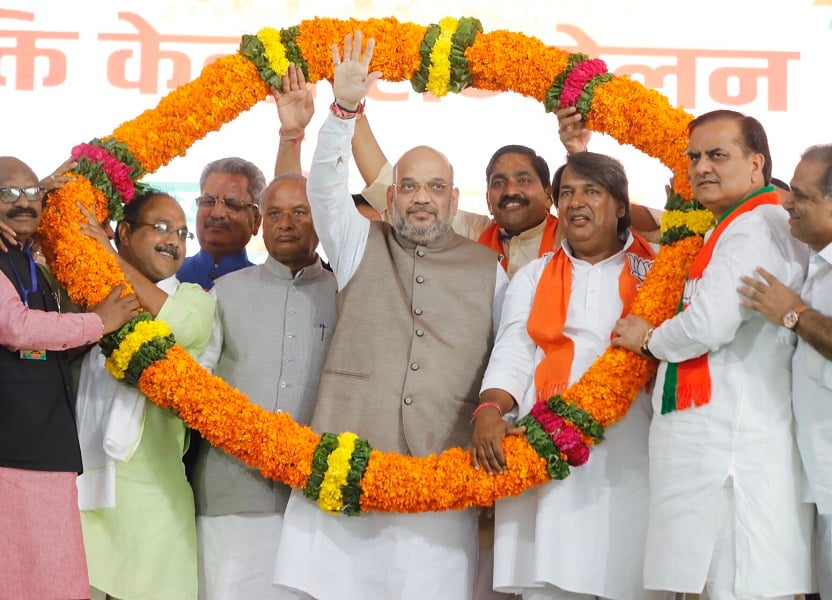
[273,489,477,600]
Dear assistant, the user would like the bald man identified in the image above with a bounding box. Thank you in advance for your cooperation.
[272,35,508,600]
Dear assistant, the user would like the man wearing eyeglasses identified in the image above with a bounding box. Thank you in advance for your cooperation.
[76,189,217,600]
[0,156,140,599]
[271,35,508,600]
[177,157,265,290]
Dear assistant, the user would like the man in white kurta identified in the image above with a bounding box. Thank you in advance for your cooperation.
[473,152,670,600]
[271,36,508,600]
[614,111,813,599]
[738,144,832,599]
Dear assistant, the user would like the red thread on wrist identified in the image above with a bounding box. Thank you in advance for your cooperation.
[470,402,504,424]
[330,100,365,120]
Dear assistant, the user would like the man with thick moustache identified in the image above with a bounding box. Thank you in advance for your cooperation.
[0,156,139,599]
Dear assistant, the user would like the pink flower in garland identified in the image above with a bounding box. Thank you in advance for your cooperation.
[71,143,137,203]
[552,424,582,452]
[558,58,608,108]
[564,443,589,466]
[531,402,566,434]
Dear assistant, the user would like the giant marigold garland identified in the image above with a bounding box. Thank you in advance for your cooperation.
[39,17,707,515]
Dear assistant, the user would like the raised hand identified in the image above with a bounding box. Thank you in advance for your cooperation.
[40,158,78,192]
[331,31,382,110]
[271,62,315,137]
[555,106,592,155]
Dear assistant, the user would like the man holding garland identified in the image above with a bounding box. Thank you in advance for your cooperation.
[271,33,508,600]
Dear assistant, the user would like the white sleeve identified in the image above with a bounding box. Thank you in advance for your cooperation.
[481,258,545,411]
[650,212,801,362]
[197,287,223,373]
[307,113,371,290]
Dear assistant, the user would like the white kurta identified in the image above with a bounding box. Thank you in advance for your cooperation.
[482,236,666,600]
[272,113,508,600]
[792,242,832,599]
[793,242,832,514]
[645,204,813,595]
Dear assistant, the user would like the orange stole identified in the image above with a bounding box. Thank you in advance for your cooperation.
[477,213,558,272]
[527,232,656,401]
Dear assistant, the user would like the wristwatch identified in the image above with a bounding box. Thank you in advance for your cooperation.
[782,305,808,330]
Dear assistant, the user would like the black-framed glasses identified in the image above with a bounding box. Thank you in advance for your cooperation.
[0,186,45,204]
[392,180,450,198]
[196,195,258,213]
[135,222,193,241]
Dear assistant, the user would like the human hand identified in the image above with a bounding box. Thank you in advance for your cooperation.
[271,62,315,138]
[611,314,652,354]
[739,267,803,326]
[0,220,17,252]
[40,158,78,192]
[90,284,141,334]
[77,203,116,254]
[555,106,591,155]
[470,408,526,475]
[331,31,382,110]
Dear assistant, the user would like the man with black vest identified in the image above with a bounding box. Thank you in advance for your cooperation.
[0,156,139,599]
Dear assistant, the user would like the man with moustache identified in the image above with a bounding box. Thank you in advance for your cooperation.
[193,173,337,600]
[272,34,508,600]
[76,189,217,600]
[0,156,139,600]
[352,103,661,279]
[613,110,813,599]
[178,157,265,289]
[738,144,832,600]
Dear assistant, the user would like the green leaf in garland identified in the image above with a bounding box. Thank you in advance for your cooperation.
[543,52,588,113]
[303,433,340,502]
[446,17,483,93]
[100,311,153,358]
[661,225,698,245]
[341,438,372,516]
[280,26,309,81]
[411,24,441,93]
[239,34,282,89]
[547,397,605,443]
[121,334,176,386]
[519,417,570,480]
[574,72,613,119]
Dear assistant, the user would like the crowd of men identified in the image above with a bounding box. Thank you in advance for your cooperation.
[1,30,830,600]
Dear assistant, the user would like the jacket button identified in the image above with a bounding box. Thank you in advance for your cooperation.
[403,396,413,405]
[410,363,419,371]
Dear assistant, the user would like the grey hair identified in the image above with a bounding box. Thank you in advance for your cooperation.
[199,157,266,202]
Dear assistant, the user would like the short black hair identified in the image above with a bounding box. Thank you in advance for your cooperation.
[688,109,773,185]
[552,152,631,235]
[771,177,790,192]
[114,188,174,248]
[485,145,550,188]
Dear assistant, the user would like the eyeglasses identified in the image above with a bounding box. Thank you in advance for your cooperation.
[0,186,45,204]
[135,222,194,241]
[392,180,450,198]
[196,195,258,213]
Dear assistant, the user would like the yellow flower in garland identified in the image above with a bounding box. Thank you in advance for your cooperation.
[425,17,458,97]
[317,432,359,513]
[661,209,715,236]
[39,17,706,516]
[257,27,290,77]
[105,320,174,380]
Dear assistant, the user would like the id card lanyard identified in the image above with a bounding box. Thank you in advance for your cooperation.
[6,244,38,307]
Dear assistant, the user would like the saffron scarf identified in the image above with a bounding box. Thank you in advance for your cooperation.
[528,232,656,401]
[478,213,558,272]
[661,187,780,414]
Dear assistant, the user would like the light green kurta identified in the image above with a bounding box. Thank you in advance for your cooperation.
[81,281,216,600]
